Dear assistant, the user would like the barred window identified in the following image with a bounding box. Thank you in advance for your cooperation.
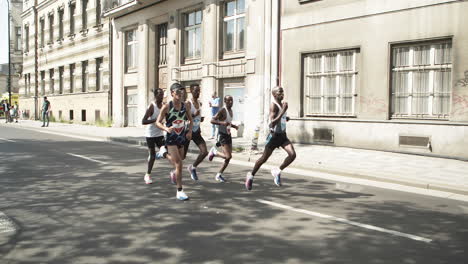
[303,49,358,116]
[391,41,452,119]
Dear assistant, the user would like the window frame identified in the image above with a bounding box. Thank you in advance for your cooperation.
[222,0,246,55]
[96,57,103,91]
[70,63,75,93]
[24,25,29,52]
[40,18,45,48]
[183,9,203,62]
[82,61,89,92]
[390,39,452,120]
[15,27,21,51]
[302,49,359,117]
[49,69,55,94]
[59,66,64,94]
[82,0,88,31]
[58,8,64,40]
[48,13,54,45]
[125,28,138,73]
[96,0,102,26]
[69,2,76,36]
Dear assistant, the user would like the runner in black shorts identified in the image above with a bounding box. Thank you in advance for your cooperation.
[245,86,296,190]
[208,95,238,182]
[156,83,193,201]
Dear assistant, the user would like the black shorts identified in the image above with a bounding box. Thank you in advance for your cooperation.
[146,136,165,149]
[184,130,206,149]
[218,132,232,146]
[265,133,291,149]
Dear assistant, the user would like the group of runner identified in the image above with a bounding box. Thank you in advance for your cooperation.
[142,82,296,200]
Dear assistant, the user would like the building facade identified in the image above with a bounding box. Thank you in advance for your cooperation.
[19,0,111,123]
[0,0,23,97]
[103,0,279,135]
[281,0,468,159]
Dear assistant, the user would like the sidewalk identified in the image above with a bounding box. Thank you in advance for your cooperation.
[3,120,468,196]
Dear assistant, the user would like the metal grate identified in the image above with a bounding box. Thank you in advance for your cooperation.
[313,128,334,143]
[399,135,430,147]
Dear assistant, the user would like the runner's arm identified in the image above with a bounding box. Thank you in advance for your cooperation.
[269,103,281,128]
[141,103,154,125]
[156,104,172,133]
[211,108,227,126]
[185,102,193,133]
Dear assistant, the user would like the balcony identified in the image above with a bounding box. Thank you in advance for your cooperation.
[102,0,165,18]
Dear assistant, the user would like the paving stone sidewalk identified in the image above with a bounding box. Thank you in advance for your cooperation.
[3,120,468,195]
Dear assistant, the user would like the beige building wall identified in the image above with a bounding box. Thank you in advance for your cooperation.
[281,0,468,159]
[19,0,110,124]
[106,0,279,136]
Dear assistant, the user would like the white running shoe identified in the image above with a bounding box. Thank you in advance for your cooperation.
[215,173,226,183]
[208,146,217,161]
[156,146,167,159]
[271,167,282,186]
[144,173,153,184]
[176,190,189,201]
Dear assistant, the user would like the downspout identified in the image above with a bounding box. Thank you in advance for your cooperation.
[108,20,113,123]
[34,0,38,120]
[277,0,281,86]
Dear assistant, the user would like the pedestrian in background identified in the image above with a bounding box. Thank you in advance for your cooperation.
[2,100,10,123]
[209,92,220,139]
[41,96,51,127]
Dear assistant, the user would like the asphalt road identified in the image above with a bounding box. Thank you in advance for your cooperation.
[1,126,468,264]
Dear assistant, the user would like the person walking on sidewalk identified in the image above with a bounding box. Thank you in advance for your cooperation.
[209,92,220,139]
[141,88,171,185]
[41,97,51,127]
[184,84,208,181]
[2,100,10,123]
[208,95,238,182]
[245,86,296,190]
[156,83,193,201]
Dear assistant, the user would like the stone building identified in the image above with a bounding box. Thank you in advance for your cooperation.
[0,0,23,97]
[103,0,280,134]
[281,0,468,159]
[19,0,111,123]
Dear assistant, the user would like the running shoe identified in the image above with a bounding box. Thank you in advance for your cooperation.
[176,190,189,201]
[245,172,254,191]
[271,167,282,186]
[170,170,176,185]
[208,146,217,161]
[144,173,153,184]
[215,173,226,183]
[187,165,198,181]
[156,146,167,159]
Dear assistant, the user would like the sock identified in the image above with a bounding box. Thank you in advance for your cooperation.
[177,188,182,192]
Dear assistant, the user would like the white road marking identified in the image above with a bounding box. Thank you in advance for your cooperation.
[0,138,16,142]
[257,199,433,243]
[0,212,17,234]
[66,153,107,165]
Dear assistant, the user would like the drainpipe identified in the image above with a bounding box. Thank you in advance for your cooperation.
[108,20,113,122]
[277,0,281,86]
[34,0,38,120]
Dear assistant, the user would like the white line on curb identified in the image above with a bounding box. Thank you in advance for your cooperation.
[257,199,433,243]
[66,153,108,165]
[0,138,16,142]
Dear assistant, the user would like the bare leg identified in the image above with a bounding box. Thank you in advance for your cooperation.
[251,147,275,176]
[167,145,183,189]
[217,144,232,173]
[279,143,296,170]
[147,147,156,174]
[193,143,208,167]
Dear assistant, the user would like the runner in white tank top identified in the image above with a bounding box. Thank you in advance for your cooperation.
[209,95,239,182]
[141,88,169,184]
[184,84,209,181]
[245,86,296,190]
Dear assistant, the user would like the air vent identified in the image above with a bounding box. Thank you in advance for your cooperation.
[313,128,334,143]
[399,135,430,148]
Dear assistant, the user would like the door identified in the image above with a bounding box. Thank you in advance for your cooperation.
[223,79,245,123]
[125,87,138,127]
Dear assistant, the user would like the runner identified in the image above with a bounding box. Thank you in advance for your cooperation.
[141,88,170,184]
[184,84,208,181]
[156,83,193,200]
[245,86,296,190]
[208,95,238,182]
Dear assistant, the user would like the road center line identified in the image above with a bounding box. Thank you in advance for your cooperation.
[0,138,16,142]
[257,199,432,243]
[66,153,107,165]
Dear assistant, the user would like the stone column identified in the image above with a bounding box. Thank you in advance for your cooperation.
[112,22,124,126]
[137,22,150,126]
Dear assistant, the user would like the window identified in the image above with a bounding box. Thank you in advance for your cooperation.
[58,8,64,40]
[223,0,245,53]
[48,14,54,44]
[49,69,55,94]
[24,25,29,52]
[69,2,76,35]
[96,0,101,26]
[158,23,168,66]
[184,10,202,60]
[15,27,21,51]
[40,71,45,95]
[59,66,64,94]
[96,57,103,91]
[70,110,74,120]
[125,29,138,72]
[303,49,358,116]
[391,41,452,119]
[82,61,88,92]
[24,74,28,95]
[70,63,75,93]
[27,74,31,95]
[40,18,45,47]
[82,0,88,30]
[81,110,86,121]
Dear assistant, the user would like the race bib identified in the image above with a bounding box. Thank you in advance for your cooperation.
[193,117,201,132]
[172,119,185,135]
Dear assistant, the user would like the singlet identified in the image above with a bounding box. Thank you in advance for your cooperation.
[145,102,164,138]
[270,101,287,134]
[165,101,188,136]
[190,99,202,133]
[218,107,233,135]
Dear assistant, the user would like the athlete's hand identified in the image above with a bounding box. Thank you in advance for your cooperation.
[194,109,201,116]
[282,102,289,112]
[186,130,192,141]
[231,124,239,130]
[166,126,174,134]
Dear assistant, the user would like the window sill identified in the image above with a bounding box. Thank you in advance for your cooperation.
[391,116,449,121]
[182,58,201,65]
[222,51,245,60]
[125,69,138,74]
[304,115,357,118]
